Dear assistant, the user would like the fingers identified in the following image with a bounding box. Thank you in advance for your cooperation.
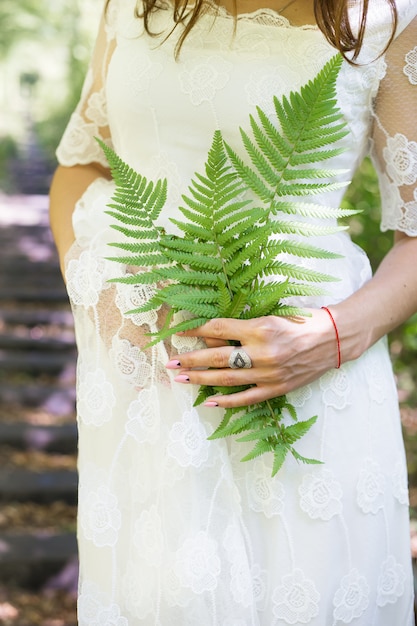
[204,338,229,348]
[204,385,283,408]
[179,317,257,342]
[172,366,276,387]
[166,346,233,371]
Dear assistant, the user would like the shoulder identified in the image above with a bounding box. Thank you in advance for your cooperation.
[394,0,417,36]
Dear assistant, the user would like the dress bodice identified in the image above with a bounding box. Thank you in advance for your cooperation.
[57,0,417,235]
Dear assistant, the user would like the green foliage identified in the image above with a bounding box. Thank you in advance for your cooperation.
[102,54,355,475]
[344,158,417,409]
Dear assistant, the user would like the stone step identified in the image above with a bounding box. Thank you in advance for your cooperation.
[0,423,77,454]
[0,350,75,373]
[0,532,78,588]
[0,307,73,328]
[0,383,75,411]
[0,286,68,302]
[0,333,75,352]
[0,258,60,276]
[0,469,78,504]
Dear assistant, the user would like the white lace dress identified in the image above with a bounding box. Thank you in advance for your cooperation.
[56,0,417,623]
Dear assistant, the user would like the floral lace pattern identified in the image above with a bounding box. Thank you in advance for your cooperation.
[168,409,211,468]
[77,368,116,426]
[377,556,406,607]
[246,459,285,518]
[125,386,161,444]
[333,569,370,622]
[272,569,320,624]
[179,55,233,105]
[356,459,385,514]
[319,367,351,410]
[78,581,128,626]
[175,531,221,593]
[299,470,343,521]
[383,133,417,186]
[404,46,417,84]
[60,0,415,623]
[79,483,121,547]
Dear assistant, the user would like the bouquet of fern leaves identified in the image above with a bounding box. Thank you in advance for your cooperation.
[100,54,355,475]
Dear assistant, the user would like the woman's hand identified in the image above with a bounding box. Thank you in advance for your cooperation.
[166,308,339,408]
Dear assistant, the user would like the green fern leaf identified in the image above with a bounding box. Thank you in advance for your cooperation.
[289,447,323,465]
[275,241,343,260]
[271,445,289,476]
[240,440,275,463]
[282,415,318,444]
[102,54,353,475]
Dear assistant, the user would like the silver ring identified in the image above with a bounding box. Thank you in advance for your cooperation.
[228,348,252,369]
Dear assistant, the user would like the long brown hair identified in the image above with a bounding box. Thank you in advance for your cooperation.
[107,0,398,60]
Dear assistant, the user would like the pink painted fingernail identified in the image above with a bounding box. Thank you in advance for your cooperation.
[204,401,219,407]
[174,374,190,383]
[166,360,181,369]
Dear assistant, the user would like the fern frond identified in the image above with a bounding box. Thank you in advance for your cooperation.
[158,248,223,271]
[282,415,318,444]
[241,440,274,462]
[105,253,168,266]
[160,236,218,256]
[263,260,336,284]
[271,304,312,317]
[107,224,162,239]
[275,240,343,260]
[270,200,358,219]
[225,146,274,202]
[156,267,219,286]
[209,407,261,438]
[280,283,328,297]
[274,181,347,197]
[282,168,347,181]
[146,316,209,346]
[237,425,285,443]
[272,445,289,476]
[102,55,353,475]
[215,211,266,244]
[269,220,346,237]
[289,447,323,465]
[228,54,347,208]
[223,288,249,318]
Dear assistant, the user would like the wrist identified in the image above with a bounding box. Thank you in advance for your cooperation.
[328,301,373,364]
[321,307,341,368]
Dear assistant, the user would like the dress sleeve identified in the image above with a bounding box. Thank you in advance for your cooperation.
[371,12,417,235]
[56,0,117,168]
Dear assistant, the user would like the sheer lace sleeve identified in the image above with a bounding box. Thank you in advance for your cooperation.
[371,11,417,235]
[56,0,118,168]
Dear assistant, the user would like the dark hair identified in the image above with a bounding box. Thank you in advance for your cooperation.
[107,0,398,61]
[315,0,397,61]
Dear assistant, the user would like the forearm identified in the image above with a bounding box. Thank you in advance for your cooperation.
[332,232,417,363]
[49,163,111,277]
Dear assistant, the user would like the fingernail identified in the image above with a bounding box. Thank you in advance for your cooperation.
[204,401,219,407]
[166,360,181,369]
[174,374,190,383]
[176,331,185,336]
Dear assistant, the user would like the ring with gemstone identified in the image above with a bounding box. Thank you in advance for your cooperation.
[228,348,252,369]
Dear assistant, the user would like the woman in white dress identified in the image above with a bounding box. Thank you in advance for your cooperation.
[49,0,417,623]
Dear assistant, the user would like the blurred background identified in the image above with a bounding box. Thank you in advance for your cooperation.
[0,1,416,624]
[0,2,98,625]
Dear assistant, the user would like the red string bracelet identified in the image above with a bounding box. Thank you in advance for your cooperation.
[321,306,341,369]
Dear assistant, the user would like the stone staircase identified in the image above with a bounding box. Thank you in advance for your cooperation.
[0,195,78,593]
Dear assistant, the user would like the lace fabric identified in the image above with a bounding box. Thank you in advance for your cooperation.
[56,4,117,167]
[57,1,416,624]
[371,12,417,234]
